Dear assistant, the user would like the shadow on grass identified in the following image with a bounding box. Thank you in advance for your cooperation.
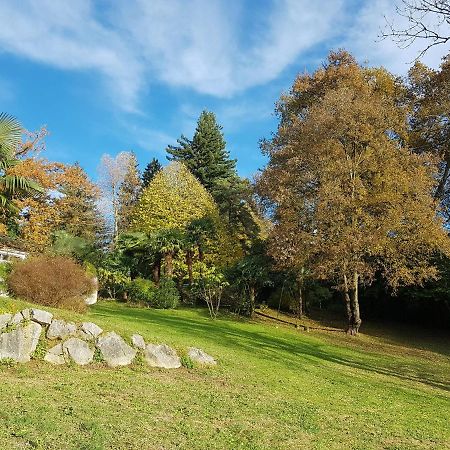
[92,302,450,393]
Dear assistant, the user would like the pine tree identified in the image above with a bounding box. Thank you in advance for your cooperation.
[167,110,237,197]
[117,152,142,234]
[142,157,162,187]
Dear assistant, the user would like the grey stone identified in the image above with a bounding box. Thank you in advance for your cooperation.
[97,332,136,367]
[188,347,217,366]
[131,334,145,350]
[63,338,94,365]
[79,322,103,341]
[144,344,181,369]
[47,319,77,340]
[30,309,53,325]
[0,322,42,362]
[44,343,65,365]
[84,277,98,305]
[9,309,31,326]
[0,313,12,331]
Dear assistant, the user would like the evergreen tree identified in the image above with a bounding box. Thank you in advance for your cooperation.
[117,152,142,234]
[167,110,237,197]
[142,157,162,187]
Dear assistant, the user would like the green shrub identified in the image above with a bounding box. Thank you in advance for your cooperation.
[97,268,130,300]
[7,255,91,313]
[127,278,156,304]
[153,277,179,309]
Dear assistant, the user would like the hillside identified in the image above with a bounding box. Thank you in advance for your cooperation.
[0,299,449,450]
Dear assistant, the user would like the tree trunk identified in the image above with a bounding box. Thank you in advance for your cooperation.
[186,250,193,285]
[152,259,161,286]
[165,252,173,277]
[297,279,304,319]
[343,274,353,327]
[249,284,256,317]
[347,271,362,336]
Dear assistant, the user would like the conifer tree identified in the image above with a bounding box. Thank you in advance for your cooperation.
[142,157,162,188]
[167,110,237,198]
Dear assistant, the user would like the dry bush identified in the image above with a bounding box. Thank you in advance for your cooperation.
[8,255,92,313]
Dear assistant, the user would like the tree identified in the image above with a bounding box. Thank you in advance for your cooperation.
[117,152,141,233]
[167,110,237,200]
[0,113,43,215]
[142,157,161,187]
[382,0,450,57]
[407,57,450,218]
[54,163,104,242]
[97,151,134,241]
[258,50,450,334]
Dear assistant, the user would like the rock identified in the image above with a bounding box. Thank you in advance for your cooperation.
[188,347,217,366]
[44,343,65,365]
[131,334,145,350]
[30,309,53,325]
[0,313,12,331]
[144,344,181,369]
[97,332,136,367]
[63,338,94,365]
[0,322,42,362]
[84,277,98,305]
[79,322,103,341]
[47,319,77,340]
[9,309,31,326]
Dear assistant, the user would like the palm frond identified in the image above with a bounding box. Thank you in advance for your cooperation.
[0,113,22,158]
[0,175,44,194]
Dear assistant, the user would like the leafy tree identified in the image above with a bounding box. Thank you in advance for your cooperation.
[258,50,450,334]
[117,152,142,233]
[0,113,42,217]
[142,157,161,187]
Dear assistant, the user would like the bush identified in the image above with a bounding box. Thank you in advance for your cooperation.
[7,255,92,312]
[127,278,156,304]
[153,277,179,309]
[97,268,130,300]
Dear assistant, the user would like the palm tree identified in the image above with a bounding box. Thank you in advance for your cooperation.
[0,113,43,211]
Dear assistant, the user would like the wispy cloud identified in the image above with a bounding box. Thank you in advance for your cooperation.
[0,0,449,114]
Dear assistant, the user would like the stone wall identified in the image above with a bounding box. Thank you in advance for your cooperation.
[0,308,216,368]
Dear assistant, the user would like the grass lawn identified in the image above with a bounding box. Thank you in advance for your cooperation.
[0,299,449,450]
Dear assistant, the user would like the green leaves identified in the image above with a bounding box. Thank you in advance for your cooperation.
[0,113,22,158]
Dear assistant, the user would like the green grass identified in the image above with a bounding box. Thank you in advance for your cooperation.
[0,298,449,450]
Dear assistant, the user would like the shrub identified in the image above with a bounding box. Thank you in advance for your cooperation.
[127,278,156,304]
[97,268,130,300]
[153,277,179,309]
[7,255,92,312]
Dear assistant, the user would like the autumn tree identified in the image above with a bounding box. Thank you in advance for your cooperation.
[258,51,450,334]
[407,57,450,218]
[117,152,141,233]
[142,157,161,187]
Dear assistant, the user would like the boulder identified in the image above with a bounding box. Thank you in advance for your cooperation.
[44,343,65,365]
[30,309,53,325]
[188,347,217,366]
[79,322,103,341]
[9,309,31,325]
[0,313,12,331]
[47,319,77,340]
[63,338,94,365]
[97,332,136,367]
[84,277,98,305]
[144,344,181,369]
[0,322,42,362]
[131,334,146,350]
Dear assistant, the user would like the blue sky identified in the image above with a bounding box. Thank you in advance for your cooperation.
[0,0,448,180]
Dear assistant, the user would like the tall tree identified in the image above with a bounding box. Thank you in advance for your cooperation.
[117,152,142,233]
[167,110,237,199]
[258,50,450,334]
[142,157,161,187]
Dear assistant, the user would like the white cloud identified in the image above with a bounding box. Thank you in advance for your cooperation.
[0,0,448,114]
